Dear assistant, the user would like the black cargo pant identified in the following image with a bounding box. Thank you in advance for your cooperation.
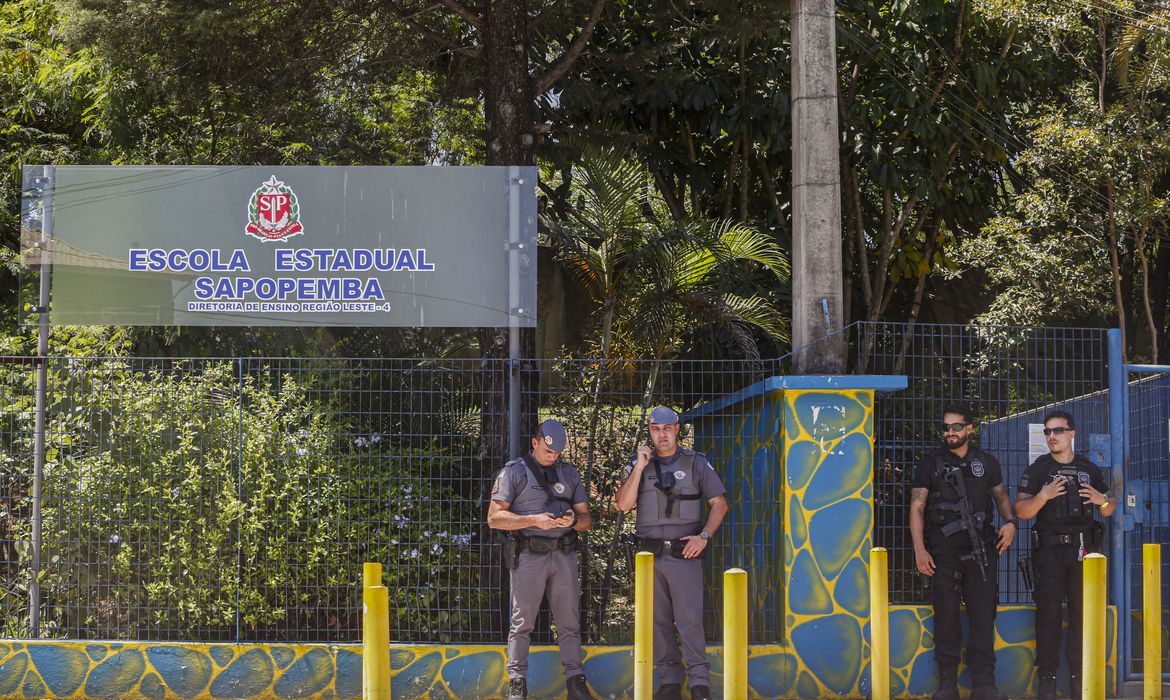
[1033,539,1093,678]
[929,539,999,687]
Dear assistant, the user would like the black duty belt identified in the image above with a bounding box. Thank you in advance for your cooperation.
[521,531,578,554]
[1034,529,1092,546]
[634,536,705,559]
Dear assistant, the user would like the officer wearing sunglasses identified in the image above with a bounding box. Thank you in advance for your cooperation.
[909,404,1015,700]
[1015,410,1114,700]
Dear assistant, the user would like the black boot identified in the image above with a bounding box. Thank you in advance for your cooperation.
[971,684,1008,700]
[506,677,527,700]
[689,685,711,700]
[654,683,682,700]
[1069,673,1081,700]
[932,668,959,700]
[566,675,596,700]
[1038,674,1058,700]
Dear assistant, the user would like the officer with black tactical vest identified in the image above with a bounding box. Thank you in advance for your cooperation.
[488,419,597,700]
[1015,410,1114,700]
[910,405,1016,700]
[614,406,729,700]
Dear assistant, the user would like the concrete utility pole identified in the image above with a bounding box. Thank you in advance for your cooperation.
[791,0,846,373]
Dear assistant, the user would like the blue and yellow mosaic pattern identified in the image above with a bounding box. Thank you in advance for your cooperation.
[780,388,876,698]
[0,610,1115,700]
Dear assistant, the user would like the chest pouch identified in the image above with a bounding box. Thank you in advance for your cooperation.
[653,459,702,518]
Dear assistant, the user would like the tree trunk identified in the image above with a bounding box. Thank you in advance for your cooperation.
[479,0,539,640]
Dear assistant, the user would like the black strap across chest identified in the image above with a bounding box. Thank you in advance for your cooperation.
[652,457,701,517]
[523,454,574,508]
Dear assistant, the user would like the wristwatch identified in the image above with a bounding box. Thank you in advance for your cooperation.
[699,530,711,540]
[1004,519,1017,528]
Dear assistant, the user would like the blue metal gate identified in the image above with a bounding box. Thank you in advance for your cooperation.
[1110,328,1170,683]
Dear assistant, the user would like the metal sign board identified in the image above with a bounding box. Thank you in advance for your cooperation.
[21,165,537,327]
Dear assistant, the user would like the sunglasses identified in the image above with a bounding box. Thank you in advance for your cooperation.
[941,422,971,433]
[1042,427,1072,436]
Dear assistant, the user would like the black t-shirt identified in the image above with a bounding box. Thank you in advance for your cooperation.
[1017,453,1108,532]
[911,445,1003,546]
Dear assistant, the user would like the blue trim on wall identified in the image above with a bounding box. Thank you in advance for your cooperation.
[682,375,907,419]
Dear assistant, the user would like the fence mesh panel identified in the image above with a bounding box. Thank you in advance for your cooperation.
[0,322,1134,642]
[1125,371,1170,676]
[858,323,1111,605]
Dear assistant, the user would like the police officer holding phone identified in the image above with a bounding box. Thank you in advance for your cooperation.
[614,406,729,700]
[488,419,597,700]
[1015,410,1114,700]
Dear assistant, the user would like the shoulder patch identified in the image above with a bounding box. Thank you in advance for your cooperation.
[492,476,501,495]
[1019,474,1030,489]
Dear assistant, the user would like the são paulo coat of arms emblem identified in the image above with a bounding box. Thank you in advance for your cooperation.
[245,175,304,241]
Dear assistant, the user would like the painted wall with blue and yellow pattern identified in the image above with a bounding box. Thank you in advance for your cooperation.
[3,375,1121,699]
[0,610,1117,700]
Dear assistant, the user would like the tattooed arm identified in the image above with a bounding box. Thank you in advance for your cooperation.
[990,483,1017,553]
[909,487,935,575]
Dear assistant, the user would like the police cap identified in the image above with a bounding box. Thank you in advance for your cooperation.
[649,406,680,425]
[538,419,567,452]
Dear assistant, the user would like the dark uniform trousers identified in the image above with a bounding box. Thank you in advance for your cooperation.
[1033,542,1091,677]
[506,548,584,680]
[930,539,999,687]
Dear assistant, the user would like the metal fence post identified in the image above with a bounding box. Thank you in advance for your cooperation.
[29,164,54,638]
[507,166,523,460]
[1107,328,1128,679]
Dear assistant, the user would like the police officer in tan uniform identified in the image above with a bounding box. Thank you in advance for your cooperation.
[614,406,729,700]
[488,419,597,700]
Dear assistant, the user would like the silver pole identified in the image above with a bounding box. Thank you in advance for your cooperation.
[507,167,523,459]
[30,165,54,638]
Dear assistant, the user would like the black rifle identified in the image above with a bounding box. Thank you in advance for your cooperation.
[941,466,990,582]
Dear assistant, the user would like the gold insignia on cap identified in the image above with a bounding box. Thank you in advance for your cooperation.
[544,435,554,446]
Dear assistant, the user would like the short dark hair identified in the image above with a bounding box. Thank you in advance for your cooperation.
[942,404,974,424]
[1043,410,1075,430]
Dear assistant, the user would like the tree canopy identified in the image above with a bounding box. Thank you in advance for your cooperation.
[1,0,1168,361]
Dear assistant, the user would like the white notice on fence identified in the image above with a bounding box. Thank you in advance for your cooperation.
[1028,424,1048,466]
[1029,422,1073,466]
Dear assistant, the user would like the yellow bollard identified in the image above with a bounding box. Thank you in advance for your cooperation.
[1145,544,1162,700]
[869,548,889,700]
[1082,553,1107,700]
[723,568,748,700]
[635,551,654,700]
[362,563,382,698]
[364,562,383,589]
[363,562,391,700]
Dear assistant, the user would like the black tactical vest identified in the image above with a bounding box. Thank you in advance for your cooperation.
[1035,457,1097,533]
[926,449,995,536]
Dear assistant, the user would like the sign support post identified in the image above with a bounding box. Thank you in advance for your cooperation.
[29,165,54,638]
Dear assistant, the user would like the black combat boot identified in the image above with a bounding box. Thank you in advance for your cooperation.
[689,685,711,700]
[970,684,1008,700]
[931,667,959,700]
[1069,673,1081,700]
[566,675,596,700]
[507,676,527,700]
[654,683,682,700]
[1037,674,1058,700]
